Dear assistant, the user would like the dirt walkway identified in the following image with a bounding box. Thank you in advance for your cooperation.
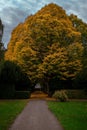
[9,100,64,130]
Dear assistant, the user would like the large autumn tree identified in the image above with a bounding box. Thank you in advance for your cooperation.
[5,3,84,91]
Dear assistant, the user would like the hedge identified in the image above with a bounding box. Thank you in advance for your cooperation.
[66,89,87,99]
[0,84,31,99]
[14,91,31,99]
[0,84,15,99]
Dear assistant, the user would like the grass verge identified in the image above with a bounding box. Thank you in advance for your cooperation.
[48,101,87,130]
[0,99,29,130]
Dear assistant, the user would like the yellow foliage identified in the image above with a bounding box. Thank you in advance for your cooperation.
[5,3,84,82]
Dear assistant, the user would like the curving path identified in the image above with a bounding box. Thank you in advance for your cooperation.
[9,100,64,130]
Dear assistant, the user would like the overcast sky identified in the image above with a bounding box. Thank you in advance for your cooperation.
[0,0,87,47]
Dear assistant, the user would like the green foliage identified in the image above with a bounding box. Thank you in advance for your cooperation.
[0,43,5,61]
[0,84,15,99]
[53,90,68,102]
[0,61,17,84]
[69,14,87,89]
[78,44,87,88]
[69,14,87,44]
[15,91,31,99]
[14,66,31,91]
[0,60,31,87]
[0,60,31,98]
[66,89,87,99]
[0,19,5,61]
[48,101,87,130]
[0,61,16,98]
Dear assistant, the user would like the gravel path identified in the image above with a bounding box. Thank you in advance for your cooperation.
[9,100,64,130]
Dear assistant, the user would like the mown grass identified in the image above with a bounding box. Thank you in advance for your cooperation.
[48,101,87,130]
[0,99,29,130]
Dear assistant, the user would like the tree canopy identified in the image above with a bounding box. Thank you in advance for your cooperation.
[5,3,85,90]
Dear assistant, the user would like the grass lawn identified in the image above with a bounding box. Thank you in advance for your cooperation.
[48,101,87,130]
[0,99,29,130]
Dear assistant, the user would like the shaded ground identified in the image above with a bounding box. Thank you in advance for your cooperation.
[30,91,48,99]
[30,91,55,101]
[9,100,64,130]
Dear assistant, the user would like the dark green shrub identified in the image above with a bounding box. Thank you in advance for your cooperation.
[15,72,31,91]
[0,61,17,84]
[53,90,68,102]
[0,60,31,99]
[66,89,87,99]
[15,91,31,99]
[0,84,15,99]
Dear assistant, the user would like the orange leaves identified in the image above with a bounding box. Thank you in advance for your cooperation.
[67,42,84,60]
[38,42,83,80]
[38,47,68,79]
[5,3,84,83]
